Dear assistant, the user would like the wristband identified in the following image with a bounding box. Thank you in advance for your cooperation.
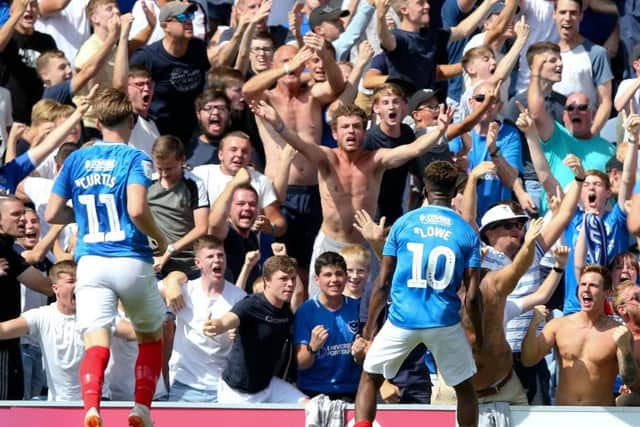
[306,343,317,354]
[274,121,285,133]
[574,175,585,183]
[552,266,564,274]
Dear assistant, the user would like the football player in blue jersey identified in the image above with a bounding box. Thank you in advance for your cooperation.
[354,160,483,427]
[45,88,167,427]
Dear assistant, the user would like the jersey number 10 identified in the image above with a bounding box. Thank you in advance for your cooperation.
[406,242,455,290]
[78,194,125,243]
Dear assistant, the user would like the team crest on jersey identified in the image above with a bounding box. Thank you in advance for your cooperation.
[419,214,452,226]
[142,160,153,179]
[348,320,359,334]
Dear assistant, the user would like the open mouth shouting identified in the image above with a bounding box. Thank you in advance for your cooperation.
[581,292,594,309]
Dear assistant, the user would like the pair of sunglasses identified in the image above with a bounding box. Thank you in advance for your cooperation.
[564,103,589,112]
[172,11,194,23]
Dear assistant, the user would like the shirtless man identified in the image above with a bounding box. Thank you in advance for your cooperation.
[521,265,638,405]
[251,99,453,295]
[243,32,345,287]
[613,280,640,406]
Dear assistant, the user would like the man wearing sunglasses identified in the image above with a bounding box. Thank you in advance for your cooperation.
[130,1,214,147]
[550,0,613,137]
[528,45,615,217]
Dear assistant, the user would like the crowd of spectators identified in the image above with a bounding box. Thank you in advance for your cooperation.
[2,0,640,422]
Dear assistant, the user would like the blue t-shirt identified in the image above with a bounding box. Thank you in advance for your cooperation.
[0,152,35,194]
[563,204,630,314]
[385,27,449,92]
[450,121,523,221]
[384,205,481,329]
[42,80,74,106]
[294,296,361,394]
[51,141,154,261]
[130,39,210,144]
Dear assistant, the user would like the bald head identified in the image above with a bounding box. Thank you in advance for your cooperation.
[273,45,298,67]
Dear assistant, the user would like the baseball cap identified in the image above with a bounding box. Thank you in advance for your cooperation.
[309,4,349,29]
[408,88,439,113]
[159,1,197,23]
[479,203,529,235]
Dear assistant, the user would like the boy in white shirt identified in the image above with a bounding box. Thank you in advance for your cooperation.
[161,235,247,402]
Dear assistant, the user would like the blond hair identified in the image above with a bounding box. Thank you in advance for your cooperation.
[36,49,66,75]
[612,280,637,315]
[49,260,77,281]
[339,245,372,269]
[461,46,495,74]
[31,99,59,127]
[372,82,406,105]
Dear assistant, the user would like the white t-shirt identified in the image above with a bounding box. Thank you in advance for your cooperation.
[514,0,559,95]
[130,115,160,158]
[168,279,246,391]
[129,0,207,45]
[22,303,84,401]
[614,78,640,113]
[35,0,90,68]
[192,164,278,209]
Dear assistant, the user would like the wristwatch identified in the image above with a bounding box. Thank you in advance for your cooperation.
[166,244,176,255]
[306,343,317,354]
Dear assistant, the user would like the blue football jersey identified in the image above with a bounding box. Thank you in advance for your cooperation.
[383,205,481,329]
[51,141,154,261]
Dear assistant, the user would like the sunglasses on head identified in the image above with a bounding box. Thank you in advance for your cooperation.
[564,103,589,112]
[172,11,194,23]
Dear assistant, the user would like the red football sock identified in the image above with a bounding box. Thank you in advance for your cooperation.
[134,340,162,407]
[79,346,110,411]
[354,421,373,427]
